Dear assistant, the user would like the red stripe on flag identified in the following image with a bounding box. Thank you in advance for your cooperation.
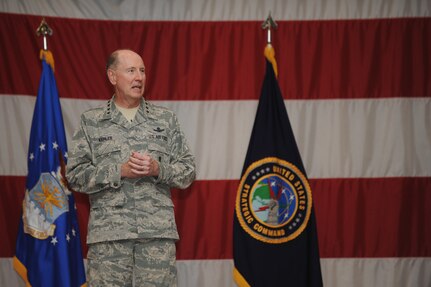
[0,176,25,258]
[313,177,431,258]
[2,176,430,259]
[1,13,430,100]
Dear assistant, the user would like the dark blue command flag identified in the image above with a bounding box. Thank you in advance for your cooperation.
[13,50,87,287]
[233,45,323,287]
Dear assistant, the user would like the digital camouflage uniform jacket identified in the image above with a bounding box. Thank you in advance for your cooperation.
[66,97,196,244]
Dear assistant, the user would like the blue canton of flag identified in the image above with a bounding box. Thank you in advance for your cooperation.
[13,50,87,287]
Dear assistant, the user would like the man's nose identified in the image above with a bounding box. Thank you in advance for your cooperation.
[135,71,145,80]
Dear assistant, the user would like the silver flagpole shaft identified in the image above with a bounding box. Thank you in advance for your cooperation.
[262,12,278,44]
[267,28,271,43]
[36,18,53,50]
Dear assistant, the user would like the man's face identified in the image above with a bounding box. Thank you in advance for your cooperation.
[109,50,146,104]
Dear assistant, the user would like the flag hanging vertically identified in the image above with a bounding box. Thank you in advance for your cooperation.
[233,44,323,287]
[13,50,87,287]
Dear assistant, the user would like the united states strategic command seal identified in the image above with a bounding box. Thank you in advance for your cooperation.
[236,157,312,244]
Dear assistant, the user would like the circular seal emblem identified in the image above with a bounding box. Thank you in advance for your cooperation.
[235,157,312,244]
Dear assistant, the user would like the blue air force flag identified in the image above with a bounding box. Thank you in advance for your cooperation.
[233,45,323,287]
[13,50,87,287]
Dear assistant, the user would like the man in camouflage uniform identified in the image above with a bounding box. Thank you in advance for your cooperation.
[66,49,196,286]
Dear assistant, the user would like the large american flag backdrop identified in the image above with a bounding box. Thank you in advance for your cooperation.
[1,1,430,286]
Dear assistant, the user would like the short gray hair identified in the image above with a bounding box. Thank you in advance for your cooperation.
[106,50,120,72]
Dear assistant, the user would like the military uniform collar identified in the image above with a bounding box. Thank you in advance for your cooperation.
[101,96,119,121]
[101,96,157,122]
[135,98,158,122]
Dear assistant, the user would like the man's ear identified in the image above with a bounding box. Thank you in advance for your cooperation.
[107,69,116,85]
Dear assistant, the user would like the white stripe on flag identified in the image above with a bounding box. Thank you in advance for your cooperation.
[1,95,430,179]
[1,0,430,20]
[2,258,431,287]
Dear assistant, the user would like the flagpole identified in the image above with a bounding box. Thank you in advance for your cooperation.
[36,18,55,71]
[261,12,278,44]
[262,13,278,77]
[234,12,323,286]
[14,16,87,287]
[36,18,53,51]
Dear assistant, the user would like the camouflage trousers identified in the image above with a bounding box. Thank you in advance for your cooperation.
[86,238,177,287]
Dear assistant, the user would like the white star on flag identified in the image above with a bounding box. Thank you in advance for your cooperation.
[66,234,70,242]
[72,228,76,236]
[51,237,58,246]
[39,143,46,151]
[64,152,68,158]
[29,153,34,161]
[53,141,59,150]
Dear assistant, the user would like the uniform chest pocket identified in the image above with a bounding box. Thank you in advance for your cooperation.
[93,142,123,165]
[147,142,170,164]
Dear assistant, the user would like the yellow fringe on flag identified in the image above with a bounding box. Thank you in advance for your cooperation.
[39,49,55,72]
[264,44,278,77]
[13,256,31,287]
[233,267,251,287]
[13,255,88,287]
